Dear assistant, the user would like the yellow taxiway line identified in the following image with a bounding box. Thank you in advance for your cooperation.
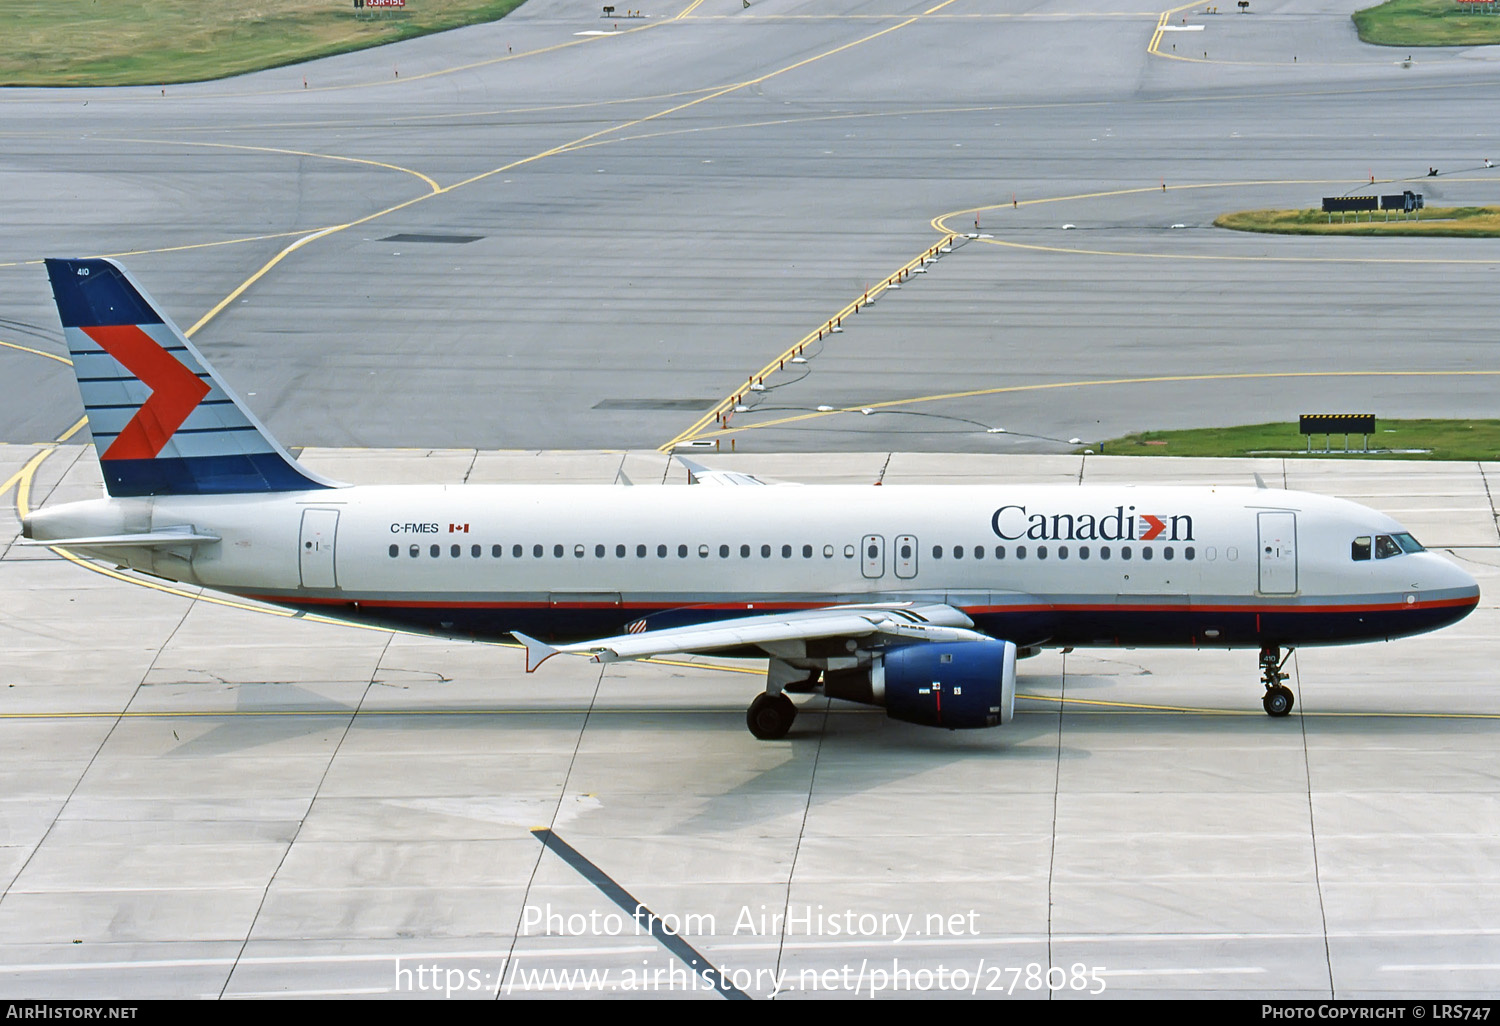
[674,370,1500,442]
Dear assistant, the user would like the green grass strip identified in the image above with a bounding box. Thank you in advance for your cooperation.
[4,0,530,87]
[1091,420,1500,461]
[1215,205,1500,237]
[1354,0,1500,47]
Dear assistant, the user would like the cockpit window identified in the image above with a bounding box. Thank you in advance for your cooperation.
[1351,536,1371,561]
[1375,534,1403,559]
[1393,532,1425,554]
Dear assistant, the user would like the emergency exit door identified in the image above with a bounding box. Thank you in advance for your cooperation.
[299,509,339,589]
[894,535,918,579]
[1257,511,1297,595]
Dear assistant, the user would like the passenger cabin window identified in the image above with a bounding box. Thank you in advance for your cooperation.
[1352,536,1372,561]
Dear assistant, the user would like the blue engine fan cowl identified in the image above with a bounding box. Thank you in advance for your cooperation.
[879,639,1017,729]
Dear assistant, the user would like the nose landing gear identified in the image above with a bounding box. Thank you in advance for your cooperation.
[1260,645,1295,717]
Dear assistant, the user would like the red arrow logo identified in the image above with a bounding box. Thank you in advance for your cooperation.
[83,325,210,461]
[1139,514,1167,541]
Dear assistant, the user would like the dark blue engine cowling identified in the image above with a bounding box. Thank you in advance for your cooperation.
[880,640,1018,729]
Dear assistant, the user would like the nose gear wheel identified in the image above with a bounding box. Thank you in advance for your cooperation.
[1259,645,1295,718]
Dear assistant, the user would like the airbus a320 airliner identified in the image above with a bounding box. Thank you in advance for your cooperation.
[21,258,1480,738]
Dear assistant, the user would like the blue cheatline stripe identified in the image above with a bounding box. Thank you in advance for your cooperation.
[530,828,751,1001]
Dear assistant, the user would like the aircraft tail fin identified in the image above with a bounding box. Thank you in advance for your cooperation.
[45,258,339,497]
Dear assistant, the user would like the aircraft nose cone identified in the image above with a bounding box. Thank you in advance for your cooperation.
[1426,555,1481,627]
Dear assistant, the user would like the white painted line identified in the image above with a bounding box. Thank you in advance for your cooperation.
[1161,25,1204,31]
[230,987,392,997]
[0,949,516,974]
[1101,966,1266,977]
[1382,963,1500,972]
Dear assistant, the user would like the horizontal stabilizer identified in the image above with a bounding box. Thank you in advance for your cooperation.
[20,530,220,548]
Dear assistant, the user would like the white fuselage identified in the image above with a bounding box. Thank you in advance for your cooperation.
[25,482,1480,651]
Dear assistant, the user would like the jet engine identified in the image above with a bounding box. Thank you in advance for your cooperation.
[823,639,1017,729]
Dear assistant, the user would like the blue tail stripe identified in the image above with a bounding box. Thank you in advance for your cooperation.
[102,453,327,497]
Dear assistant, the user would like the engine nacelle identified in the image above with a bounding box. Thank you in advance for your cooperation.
[823,639,1017,729]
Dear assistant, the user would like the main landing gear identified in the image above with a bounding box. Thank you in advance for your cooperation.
[746,662,817,739]
[1259,645,1295,717]
[782,671,822,694]
[747,693,797,740]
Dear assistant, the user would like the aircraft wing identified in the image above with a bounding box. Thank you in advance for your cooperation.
[512,602,990,671]
[677,456,786,487]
